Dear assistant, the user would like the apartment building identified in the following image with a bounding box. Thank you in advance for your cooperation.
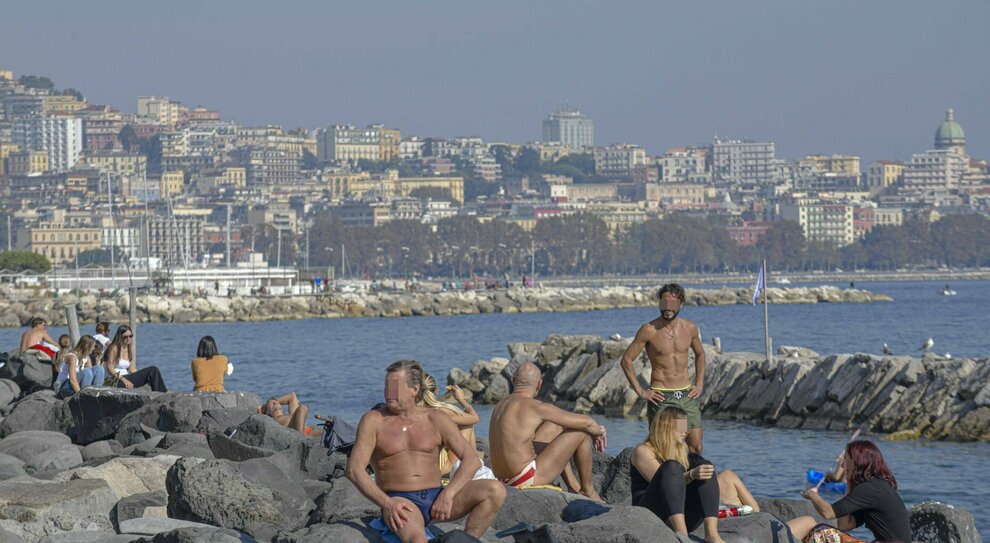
[713,137,776,184]
[865,161,905,195]
[542,107,594,150]
[780,200,855,246]
[594,144,647,177]
[30,222,102,264]
[12,115,83,172]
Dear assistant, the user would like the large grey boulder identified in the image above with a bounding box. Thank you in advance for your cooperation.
[691,512,798,543]
[599,447,634,505]
[0,429,72,462]
[0,478,117,541]
[274,522,383,543]
[80,439,119,461]
[54,454,196,501]
[26,442,83,473]
[120,517,223,536]
[140,527,255,543]
[114,490,167,525]
[207,432,275,462]
[231,414,308,451]
[491,487,570,531]
[115,392,262,447]
[909,501,983,543]
[0,527,26,543]
[0,378,20,406]
[537,505,678,542]
[307,477,379,525]
[0,390,74,438]
[0,350,53,392]
[166,457,314,541]
[0,452,27,479]
[67,387,160,444]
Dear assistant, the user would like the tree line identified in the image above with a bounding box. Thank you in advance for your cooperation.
[284,213,990,278]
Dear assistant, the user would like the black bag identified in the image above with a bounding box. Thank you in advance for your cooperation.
[321,416,358,455]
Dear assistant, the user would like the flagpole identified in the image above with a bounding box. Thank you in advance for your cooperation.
[763,258,771,363]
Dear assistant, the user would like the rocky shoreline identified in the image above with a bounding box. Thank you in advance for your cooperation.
[0,285,891,329]
[0,349,983,542]
[447,335,990,442]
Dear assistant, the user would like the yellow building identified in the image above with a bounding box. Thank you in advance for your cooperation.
[0,142,22,175]
[160,170,185,197]
[587,203,649,236]
[529,142,571,162]
[42,95,86,114]
[865,161,905,194]
[82,151,147,177]
[800,154,861,175]
[30,222,102,264]
[379,127,401,162]
[0,70,12,81]
[8,150,49,175]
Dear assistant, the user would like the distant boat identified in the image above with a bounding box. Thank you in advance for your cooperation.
[940,285,957,296]
[777,277,791,285]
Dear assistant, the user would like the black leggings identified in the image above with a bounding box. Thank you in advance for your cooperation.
[635,459,720,532]
[120,366,168,392]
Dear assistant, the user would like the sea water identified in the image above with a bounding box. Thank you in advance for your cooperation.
[3,279,988,534]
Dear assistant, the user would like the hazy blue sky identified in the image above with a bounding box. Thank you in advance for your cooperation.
[3,0,987,164]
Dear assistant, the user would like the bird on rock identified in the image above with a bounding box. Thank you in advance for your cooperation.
[883,343,893,355]
[919,338,934,351]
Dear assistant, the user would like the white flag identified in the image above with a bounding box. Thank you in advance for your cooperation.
[752,261,766,306]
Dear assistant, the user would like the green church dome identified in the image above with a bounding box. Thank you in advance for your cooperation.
[935,108,965,148]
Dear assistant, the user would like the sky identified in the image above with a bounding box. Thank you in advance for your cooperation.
[2,0,988,165]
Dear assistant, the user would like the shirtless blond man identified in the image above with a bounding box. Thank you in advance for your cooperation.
[346,360,505,543]
[19,317,57,354]
[620,283,707,454]
[489,362,605,500]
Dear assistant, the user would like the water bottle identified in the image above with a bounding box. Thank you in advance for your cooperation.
[717,505,753,518]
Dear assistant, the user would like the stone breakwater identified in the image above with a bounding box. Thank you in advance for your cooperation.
[0,351,981,543]
[446,335,990,442]
[0,285,891,328]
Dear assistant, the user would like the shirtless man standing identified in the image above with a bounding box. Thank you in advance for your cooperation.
[19,317,57,354]
[347,360,505,543]
[489,362,605,500]
[620,283,707,454]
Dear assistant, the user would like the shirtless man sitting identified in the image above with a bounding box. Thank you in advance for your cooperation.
[346,360,505,543]
[19,317,57,355]
[621,283,707,454]
[262,392,312,434]
[489,362,605,500]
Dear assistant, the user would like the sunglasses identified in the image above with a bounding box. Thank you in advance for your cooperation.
[122,334,133,339]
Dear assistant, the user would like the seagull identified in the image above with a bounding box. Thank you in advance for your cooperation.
[609,333,622,341]
[883,343,893,355]
[944,353,952,360]
[919,338,934,351]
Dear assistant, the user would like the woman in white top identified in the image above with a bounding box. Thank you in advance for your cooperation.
[55,335,105,398]
[106,325,168,392]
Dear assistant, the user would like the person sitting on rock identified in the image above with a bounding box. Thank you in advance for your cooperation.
[420,374,495,480]
[630,406,726,543]
[488,362,605,500]
[791,440,911,543]
[19,316,57,355]
[261,392,316,435]
[192,335,230,393]
[52,333,72,381]
[105,325,168,392]
[54,335,106,398]
[93,321,111,348]
[347,360,506,543]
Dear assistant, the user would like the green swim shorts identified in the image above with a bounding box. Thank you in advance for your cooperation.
[646,386,703,430]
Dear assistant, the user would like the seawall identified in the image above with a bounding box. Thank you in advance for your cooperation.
[0,285,891,328]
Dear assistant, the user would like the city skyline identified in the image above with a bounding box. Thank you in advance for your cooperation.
[2,0,987,164]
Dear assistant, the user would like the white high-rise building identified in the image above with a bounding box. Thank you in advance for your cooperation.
[12,115,83,172]
[712,137,776,184]
[902,149,967,191]
[542,107,594,150]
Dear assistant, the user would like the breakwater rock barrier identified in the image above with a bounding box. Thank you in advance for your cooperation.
[0,351,981,542]
[0,285,891,329]
[446,334,990,442]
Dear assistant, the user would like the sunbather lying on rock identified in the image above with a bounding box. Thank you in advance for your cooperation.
[261,392,318,435]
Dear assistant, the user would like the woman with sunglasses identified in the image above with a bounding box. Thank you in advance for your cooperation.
[105,325,168,392]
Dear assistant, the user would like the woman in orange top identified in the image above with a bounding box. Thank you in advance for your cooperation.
[191,336,228,392]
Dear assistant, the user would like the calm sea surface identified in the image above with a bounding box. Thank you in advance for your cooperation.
[3,279,988,535]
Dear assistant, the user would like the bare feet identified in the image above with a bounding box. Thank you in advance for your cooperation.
[580,487,604,502]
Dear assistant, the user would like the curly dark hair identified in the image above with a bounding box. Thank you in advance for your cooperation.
[658,283,686,304]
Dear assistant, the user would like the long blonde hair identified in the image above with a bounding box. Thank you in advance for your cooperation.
[644,407,690,469]
[421,374,462,415]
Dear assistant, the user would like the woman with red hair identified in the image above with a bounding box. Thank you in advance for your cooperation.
[791,440,911,542]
